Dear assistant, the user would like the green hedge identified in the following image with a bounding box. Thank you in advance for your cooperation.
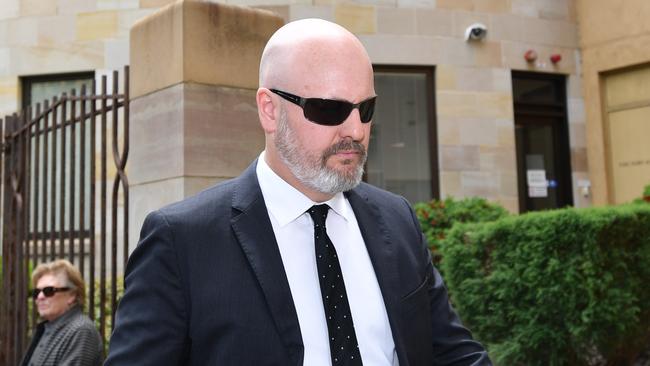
[414,197,509,264]
[634,183,650,204]
[440,203,650,366]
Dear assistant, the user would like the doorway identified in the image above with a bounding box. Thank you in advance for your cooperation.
[512,71,573,212]
[602,64,650,204]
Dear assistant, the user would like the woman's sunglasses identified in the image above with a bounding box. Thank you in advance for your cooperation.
[270,89,376,126]
[30,286,70,299]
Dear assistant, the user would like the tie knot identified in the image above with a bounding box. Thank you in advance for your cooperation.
[308,204,329,228]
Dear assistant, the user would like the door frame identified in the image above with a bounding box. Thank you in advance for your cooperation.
[512,71,574,212]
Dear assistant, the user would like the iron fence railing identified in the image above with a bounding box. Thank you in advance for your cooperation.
[0,66,129,365]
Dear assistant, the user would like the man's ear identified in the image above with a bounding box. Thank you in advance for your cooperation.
[257,88,278,134]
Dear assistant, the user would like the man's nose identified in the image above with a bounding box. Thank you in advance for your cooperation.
[338,109,367,141]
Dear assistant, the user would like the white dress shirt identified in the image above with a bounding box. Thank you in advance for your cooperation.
[256,152,398,366]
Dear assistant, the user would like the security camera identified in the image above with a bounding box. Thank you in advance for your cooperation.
[465,23,487,41]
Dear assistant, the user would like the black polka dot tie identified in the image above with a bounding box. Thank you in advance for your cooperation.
[308,205,363,365]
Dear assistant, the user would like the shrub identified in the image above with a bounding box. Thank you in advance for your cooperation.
[440,204,650,366]
[633,184,650,204]
[413,197,509,264]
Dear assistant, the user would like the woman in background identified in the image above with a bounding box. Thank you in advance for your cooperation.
[20,259,103,366]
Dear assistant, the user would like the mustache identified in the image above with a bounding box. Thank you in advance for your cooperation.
[322,139,367,162]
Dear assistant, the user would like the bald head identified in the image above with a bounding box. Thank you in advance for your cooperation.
[259,19,373,94]
[256,19,375,202]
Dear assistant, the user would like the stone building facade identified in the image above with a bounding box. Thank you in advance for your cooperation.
[0,0,648,239]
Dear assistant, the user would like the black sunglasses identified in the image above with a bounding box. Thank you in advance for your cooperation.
[270,89,376,126]
[30,286,70,300]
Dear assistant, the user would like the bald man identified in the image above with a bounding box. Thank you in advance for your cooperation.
[106,19,491,366]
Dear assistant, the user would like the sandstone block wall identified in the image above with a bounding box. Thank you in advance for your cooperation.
[1,0,589,219]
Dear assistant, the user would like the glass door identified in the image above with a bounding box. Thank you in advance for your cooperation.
[513,72,573,212]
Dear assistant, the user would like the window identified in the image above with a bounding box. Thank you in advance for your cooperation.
[22,72,94,110]
[367,66,438,203]
[20,72,95,239]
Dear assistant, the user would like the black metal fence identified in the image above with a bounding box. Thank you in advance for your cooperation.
[0,67,130,365]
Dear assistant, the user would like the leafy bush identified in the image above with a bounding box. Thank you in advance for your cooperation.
[634,184,650,204]
[440,204,650,366]
[414,197,509,264]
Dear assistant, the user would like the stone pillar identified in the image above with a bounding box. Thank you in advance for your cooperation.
[128,0,283,251]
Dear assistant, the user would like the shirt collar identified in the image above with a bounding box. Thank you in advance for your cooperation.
[256,152,354,227]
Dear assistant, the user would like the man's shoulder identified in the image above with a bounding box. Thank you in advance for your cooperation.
[155,161,259,222]
[347,182,418,224]
[141,178,239,232]
[350,182,411,207]
[161,178,238,214]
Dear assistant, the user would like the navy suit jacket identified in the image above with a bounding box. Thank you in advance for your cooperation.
[106,161,491,365]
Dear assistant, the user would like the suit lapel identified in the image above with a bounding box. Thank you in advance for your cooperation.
[229,165,409,365]
[346,186,410,366]
[230,162,303,364]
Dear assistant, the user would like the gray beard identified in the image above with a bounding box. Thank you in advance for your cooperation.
[274,109,367,196]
